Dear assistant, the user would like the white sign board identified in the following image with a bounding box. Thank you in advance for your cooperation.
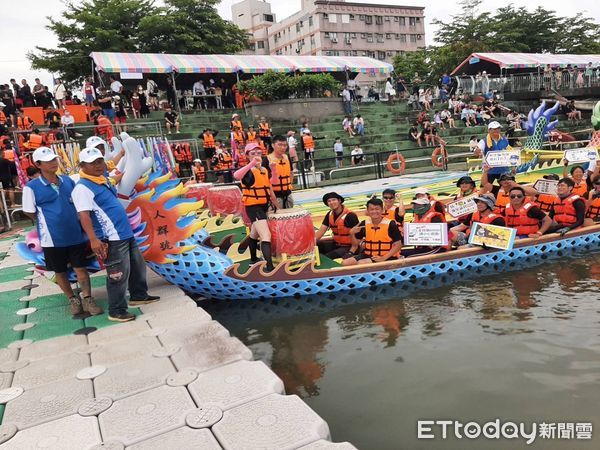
[485,150,521,168]
[447,197,478,219]
[404,222,448,246]
[533,179,558,195]
[564,148,598,164]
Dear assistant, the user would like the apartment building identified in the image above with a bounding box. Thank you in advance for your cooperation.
[231,0,276,55]
[267,0,425,63]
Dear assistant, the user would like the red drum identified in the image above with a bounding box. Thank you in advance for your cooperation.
[206,185,243,216]
[267,208,315,258]
[185,183,212,204]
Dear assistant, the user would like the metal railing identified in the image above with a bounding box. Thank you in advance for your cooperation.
[456,71,600,95]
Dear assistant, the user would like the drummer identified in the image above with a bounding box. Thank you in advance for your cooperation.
[267,135,294,209]
[191,159,206,183]
[315,192,359,259]
[234,142,278,272]
[382,189,405,224]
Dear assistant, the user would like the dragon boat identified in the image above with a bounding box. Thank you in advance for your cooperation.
[15,101,600,301]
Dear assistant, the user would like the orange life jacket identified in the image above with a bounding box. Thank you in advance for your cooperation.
[328,207,353,246]
[20,153,33,171]
[3,149,15,162]
[383,206,402,222]
[242,166,271,206]
[237,149,249,167]
[231,119,242,130]
[216,151,233,170]
[0,111,6,125]
[493,188,510,215]
[259,122,271,137]
[413,210,446,223]
[258,139,268,156]
[203,133,215,148]
[268,153,292,193]
[246,131,257,143]
[466,211,502,237]
[173,143,192,163]
[24,133,43,150]
[17,116,33,130]
[363,218,400,257]
[0,135,10,150]
[572,180,588,197]
[302,135,314,150]
[233,130,245,145]
[535,193,555,213]
[505,202,540,236]
[193,165,206,182]
[552,194,580,227]
[586,195,600,220]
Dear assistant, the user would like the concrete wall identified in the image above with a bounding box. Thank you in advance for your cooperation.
[247,98,344,122]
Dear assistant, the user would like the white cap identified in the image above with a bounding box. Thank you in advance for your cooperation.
[488,121,502,129]
[0,102,5,108]
[303,129,311,134]
[414,187,429,195]
[86,136,108,150]
[32,146,58,163]
[411,197,430,205]
[79,147,105,163]
[193,159,202,163]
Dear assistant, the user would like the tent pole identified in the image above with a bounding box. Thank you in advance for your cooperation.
[171,72,183,124]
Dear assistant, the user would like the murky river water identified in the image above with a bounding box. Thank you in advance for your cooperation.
[203,251,600,450]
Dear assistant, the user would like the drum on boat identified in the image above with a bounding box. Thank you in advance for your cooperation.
[206,185,243,216]
[267,208,315,263]
[185,182,212,204]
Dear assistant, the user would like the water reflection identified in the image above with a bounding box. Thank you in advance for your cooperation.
[201,251,600,449]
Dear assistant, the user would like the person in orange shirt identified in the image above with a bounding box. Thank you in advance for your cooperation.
[0,102,7,133]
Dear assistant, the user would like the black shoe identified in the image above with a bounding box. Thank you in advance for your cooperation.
[108,312,136,322]
[129,295,160,306]
[238,235,252,253]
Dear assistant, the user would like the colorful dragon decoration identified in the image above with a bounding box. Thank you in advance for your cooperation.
[14,103,600,300]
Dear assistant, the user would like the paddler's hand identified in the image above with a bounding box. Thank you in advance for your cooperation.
[91,238,108,261]
[350,225,364,235]
[269,162,277,171]
[557,227,570,237]
[528,232,542,239]
[371,255,387,263]
[252,156,262,166]
[563,158,569,166]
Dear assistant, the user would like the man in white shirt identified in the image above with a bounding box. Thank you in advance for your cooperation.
[347,78,356,100]
[192,80,207,110]
[351,145,364,165]
[109,75,123,94]
[341,87,352,115]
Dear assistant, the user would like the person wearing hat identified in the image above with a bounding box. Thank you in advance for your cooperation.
[85,135,124,184]
[401,197,448,257]
[505,186,552,239]
[72,147,160,322]
[413,186,446,215]
[301,129,315,161]
[230,113,243,131]
[212,144,234,183]
[382,188,405,224]
[547,178,587,235]
[267,135,295,209]
[315,192,359,260]
[478,121,513,183]
[234,142,279,272]
[535,173,560,212]
[447,175,478,228]
[342,197,403,266]
[286,130,298,170]
[258,116,273,151]
[191,158,206,183]
[480,170,536,215]
[21,147,102,317]
[450,193,506,247]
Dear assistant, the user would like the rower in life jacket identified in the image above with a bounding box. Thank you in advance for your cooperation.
[191,159,206,182]
[401,197,449,257]
[315,192,360,259]
[550,178,587,234]
[342,198,403,266]
[258,117,272,150]
[232,127,246,149]
[481,171,515,215]
[479,121,512,182]
[504,186,552,238]
[535,173,560,213]
[213,147,234,183]
[381,188,405,224]
[450,175,478,225]
[246,126,258,144]
[585,176,600,223]
[267,136,294,209]
[563,161,596,198]
[16,112,34,130]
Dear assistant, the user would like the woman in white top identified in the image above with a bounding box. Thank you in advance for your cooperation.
[53,79,67,109]
[384,77,396,103]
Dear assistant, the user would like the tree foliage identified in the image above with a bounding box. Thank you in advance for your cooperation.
[28,0,248,85]
[237,71,342,101]
[393,0,600,81]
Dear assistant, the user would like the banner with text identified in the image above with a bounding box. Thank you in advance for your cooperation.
[404,222,448,246]
[468,223,516,250]
[564,148,598,164]
[533,179,559,195]
[485,150,521,168]
[447,196,478,219]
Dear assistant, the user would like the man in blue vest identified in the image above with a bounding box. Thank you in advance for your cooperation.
[477,121,513,183]
[22,146,103,316]
[72,147,159,323]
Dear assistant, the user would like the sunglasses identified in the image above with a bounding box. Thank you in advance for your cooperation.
[383,196,395,200]
[509,194,524,199]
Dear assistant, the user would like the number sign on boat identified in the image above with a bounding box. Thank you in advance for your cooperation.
[404,223,448,246]
[485,150,521,168]
[446,197,478,219]
[564,148,598,164]
[468,223,516,250]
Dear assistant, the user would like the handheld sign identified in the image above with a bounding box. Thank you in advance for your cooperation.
[447,197,478,219]
[564,148,598,164]
[468,223,516,250]
[485,150,521,168]
[533,179,558,195]
[404,222,448,246]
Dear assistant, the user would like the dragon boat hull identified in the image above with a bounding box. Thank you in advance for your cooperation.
[150,225,600,301]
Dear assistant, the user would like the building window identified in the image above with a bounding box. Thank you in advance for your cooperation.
[359,15,365,20]
[366,35,373,43]
[409,17,416,26]
[310,34,315,45]
[324,32,330,38]
[274,36,278,43]
[376,34,384,43]
[263,14,273,22]
[416,18,421,23]
[399,17,406,26]
[387,51,393,56]
[296,22,301,32]
[329,14,337,23]
[417,34,422,40]
[248,42,256,50]
[385,33,392,39]
[394,16,399,22]
[375,16,383,25]
[351,33,356,38]
[257,41,265,49]
[360,33,366,38]
[323,13,329,20]
[352,50,358,56]
[378,51,386,60]
[395,33,400,39]
[349,14,355,20]
[385,16,391,21]
[400,34,407,42]
[410,34,417,42]
[365,15,372,24]
[309,16,313,26]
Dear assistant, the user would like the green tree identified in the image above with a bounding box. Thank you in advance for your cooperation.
[392,50,430,83]
[28,0,248,85]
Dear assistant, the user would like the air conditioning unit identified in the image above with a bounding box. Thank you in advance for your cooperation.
[331,38,338,43]
[362,52,367,56]
[345,39,352,45]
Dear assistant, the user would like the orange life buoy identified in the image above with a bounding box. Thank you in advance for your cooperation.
[386,153,406,174]
[431,147,447,168]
